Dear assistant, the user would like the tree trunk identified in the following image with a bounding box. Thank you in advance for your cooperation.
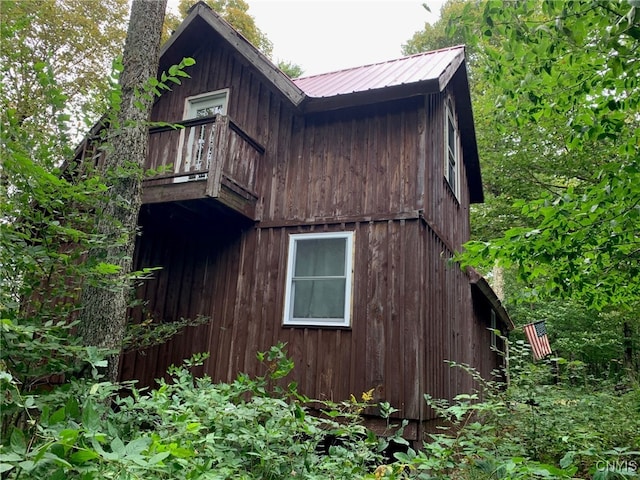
[77,0,167,382]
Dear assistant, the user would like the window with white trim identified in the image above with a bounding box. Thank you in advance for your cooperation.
[490,309,497,349]
[283,232,354,327]
[444,97,460,199]
[184,89,228,119]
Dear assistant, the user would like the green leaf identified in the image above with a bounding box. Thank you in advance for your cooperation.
[50,407,66,425]
[94,262,121,275]
[148,451,170,465]
[66,396,81,420]
[82,401,101,433]
[59,429,79,446]
[110,437,125,456]
[70,449,100,464]
[559,451,575,468]
[124,437,149,456]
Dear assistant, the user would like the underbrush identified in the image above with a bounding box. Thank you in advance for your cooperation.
[1,341,638,479]
[1,345,387,479]
[375,343,640,480]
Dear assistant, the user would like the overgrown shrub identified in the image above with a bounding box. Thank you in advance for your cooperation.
[0,344,391,479]
[375,341,640,480]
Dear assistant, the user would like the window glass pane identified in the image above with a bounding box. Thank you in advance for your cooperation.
[448,160,456,191]
[194,104,223,118]
[448,116,456,153]
[186,92,227,119]
[292,279,346,318]
[294,238,346,277]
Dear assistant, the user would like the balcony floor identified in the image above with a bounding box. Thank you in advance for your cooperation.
[142,176,258,221]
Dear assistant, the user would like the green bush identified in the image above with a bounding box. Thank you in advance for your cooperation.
[382,342,640,480]
[0,344,389,479]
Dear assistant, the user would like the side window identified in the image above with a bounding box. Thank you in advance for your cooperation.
[490,309,497,349]
[283,232,354,327]
[445,96,460,199]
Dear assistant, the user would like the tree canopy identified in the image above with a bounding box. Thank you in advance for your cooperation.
[165,0,273,57]
[0,0,128,135]
[457,0,639,311]
[408,0,639,311]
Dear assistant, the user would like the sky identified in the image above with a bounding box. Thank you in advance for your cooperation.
[247,0,445,76]
[171,1,446,77]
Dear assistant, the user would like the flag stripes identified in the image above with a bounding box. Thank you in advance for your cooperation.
[523,321,552,360]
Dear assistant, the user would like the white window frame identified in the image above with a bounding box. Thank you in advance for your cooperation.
[444,96,461,200]
[182,88,229,119]
[490,309,498,349]
[283,231,354,328]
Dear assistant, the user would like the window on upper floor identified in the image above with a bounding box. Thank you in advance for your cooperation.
[283,232,354,328]
[444,96,460,200]
[183,89,228,119]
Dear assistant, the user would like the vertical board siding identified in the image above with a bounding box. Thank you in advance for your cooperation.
[259,100,423,224]
[423,92,471,252]
[121,216,497,421]
[119,35,504,430]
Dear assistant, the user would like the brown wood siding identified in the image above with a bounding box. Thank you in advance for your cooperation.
[117,35,502,430]
[422,92,471,252]
[121,213,500,421]
[259,100,424,224]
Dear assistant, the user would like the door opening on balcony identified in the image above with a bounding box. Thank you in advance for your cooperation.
[174,89,229,183]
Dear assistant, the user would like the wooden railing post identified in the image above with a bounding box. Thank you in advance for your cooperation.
[206,114,228,197]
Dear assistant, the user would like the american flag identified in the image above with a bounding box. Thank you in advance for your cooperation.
[523,321,552,360]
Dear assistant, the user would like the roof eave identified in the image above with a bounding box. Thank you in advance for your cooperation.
[301,78,441,113]
[467,267,515,331]
[451,60,483,204]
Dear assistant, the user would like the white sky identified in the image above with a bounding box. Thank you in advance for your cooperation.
[247,0,445,76]
[168,1,446,77]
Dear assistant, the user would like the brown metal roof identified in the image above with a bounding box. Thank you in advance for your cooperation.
[292,46,465,98]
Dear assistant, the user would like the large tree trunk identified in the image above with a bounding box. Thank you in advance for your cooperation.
[77,0,167,382]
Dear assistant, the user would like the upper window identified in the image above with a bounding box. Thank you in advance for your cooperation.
[283,232,354,327]
[444,97,460,199]
[183,89,228,119]
[490,309,497,349]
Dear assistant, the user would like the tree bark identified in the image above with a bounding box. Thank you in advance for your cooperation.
[77,0,167,382]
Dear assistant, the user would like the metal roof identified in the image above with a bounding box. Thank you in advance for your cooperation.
[292,46,465,98]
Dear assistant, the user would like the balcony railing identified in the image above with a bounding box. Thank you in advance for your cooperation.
[142,114,264,219]
[69,114,263,220]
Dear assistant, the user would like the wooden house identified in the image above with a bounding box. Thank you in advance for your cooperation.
[77,2,513,443]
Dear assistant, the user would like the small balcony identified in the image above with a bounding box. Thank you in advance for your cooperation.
[142,114,263,220]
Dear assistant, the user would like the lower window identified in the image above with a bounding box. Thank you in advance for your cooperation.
[283,232,354,327]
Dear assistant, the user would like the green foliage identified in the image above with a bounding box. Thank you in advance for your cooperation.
[501,268,638,380]
[166,0,273,57]
[401,0,640,375]
[0,345,387,479]
[402,0,478,54]
[450,0,640,311]
[0,0,128,133]
[133,57,196,113]
[373,347,640,480]
[1,38,119,441]
[277,60,305,79]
